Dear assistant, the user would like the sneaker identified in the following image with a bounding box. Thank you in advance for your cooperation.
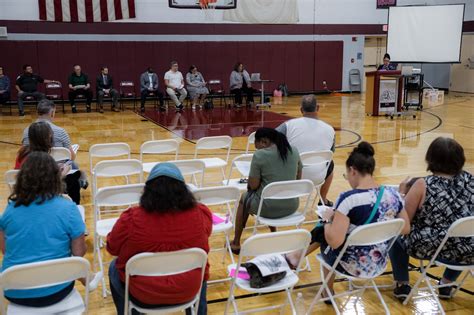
[86,106,91,113]
[72,107,77,113]
[19,110,25,116]
[159,106,166,112]
[112,107,120,112]
[99,106,104,114]
[192,105,197,111]
[438,281,455,299]
[175,104,184,111]
[393,284,411,301]
[140,106,145,113]
[318,199,334,207]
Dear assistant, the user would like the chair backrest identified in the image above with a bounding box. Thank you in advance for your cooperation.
[194,186,241,206]
[241,229,311,258]
[94,183,144,207]
[245,132,256,153]
[4,170,19,193]
[92,159,143,196]
[50,147,72,162]
[140,139,180,161]
[226,154,253,181]
[119,81,136,95]
[45,82,62,90]
[168,159,206,187]
[124,248,207,314]
[300,150,333,165]
[261,179,314,200]
[89,142,131,173]
[194,136,232,162]
[345,219,405,247]
[0,257,90,309]
[446,216,474,238]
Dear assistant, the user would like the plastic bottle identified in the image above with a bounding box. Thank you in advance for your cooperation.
[295,292,306,315]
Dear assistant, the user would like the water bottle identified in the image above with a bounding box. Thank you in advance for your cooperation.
[295,292,306,315]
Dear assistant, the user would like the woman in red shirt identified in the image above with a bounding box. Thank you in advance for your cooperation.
[107,163,212,315]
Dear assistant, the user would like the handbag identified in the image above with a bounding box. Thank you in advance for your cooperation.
[242,255,288,288]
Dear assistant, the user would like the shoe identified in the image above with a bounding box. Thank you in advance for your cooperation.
[175,104,184,111]
[393,283,411,301]
[112,107,120,112]
[318,199,334,207]
[72,107,77,113]
[88,271,104,292]
[159,106,166,112]
[79,179,89,190]
[234,104,243,108]
[192,105,197,111]
[438,280,455,299]
[19,110,25,116]
[86,106,91,113]
[99,106,104,114]
[140,106,145,113]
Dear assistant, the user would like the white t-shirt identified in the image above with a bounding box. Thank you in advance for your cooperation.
[164,70,184,89]
[276,117,335,153]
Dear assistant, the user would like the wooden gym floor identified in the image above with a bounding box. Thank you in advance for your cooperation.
[0,93,473,314]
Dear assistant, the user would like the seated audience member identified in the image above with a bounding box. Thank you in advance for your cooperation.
[230,128,303,253]
[229,62,255,108]
[389,137,473,300]
[107,163,211,315]
[68,64,93,113]
[0,151,86,307]
[139,67,164,112]
[286,142,410,299]
[0,66,11,106]
[165,61,187,111]
[96,66,119,113]
[276,94,336,205]
[186,65,209,110]
[15,121,82,204]
[22,99,88,190]
[15,64,57,116]
[377,53,397,71]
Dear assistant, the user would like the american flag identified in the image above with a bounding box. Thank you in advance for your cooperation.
[38,0,136,22]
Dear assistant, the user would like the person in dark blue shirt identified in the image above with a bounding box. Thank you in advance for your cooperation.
[377,53,397,71]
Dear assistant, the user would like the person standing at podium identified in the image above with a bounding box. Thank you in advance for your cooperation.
[377,53,397,71]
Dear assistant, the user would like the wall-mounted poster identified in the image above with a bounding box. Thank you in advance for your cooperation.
[378,79,398,113]
[377,0,397,9]
[169,0,237,9]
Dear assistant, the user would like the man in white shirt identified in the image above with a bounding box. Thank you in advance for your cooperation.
[164,61,187,111]
[276,94,335,205]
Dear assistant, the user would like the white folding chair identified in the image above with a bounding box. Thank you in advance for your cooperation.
[92,159,143,197]
[93,183,144,297]
[403,216,474,314]
[50,147,72,162]
[225,230,311,315]
[4,170,19,193]
[0,257,90,315]
[89,142,131,174]
[168,159,206,191]
[194,186,241,273]
[222,154,253,192]
[194,136,232,181]
[140,139,180,173]
[252,179,314,235]
[307,219,406,315]
[245,132,256,154]
[124,248,208,315]
[300,150,333,207]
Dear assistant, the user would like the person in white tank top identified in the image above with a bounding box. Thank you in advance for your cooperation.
[276,95,335,205]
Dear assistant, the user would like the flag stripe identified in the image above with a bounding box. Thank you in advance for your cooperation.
[100,0,108,21]
[77,0,86,22]
[92,0,101,22]
[39,0,47,20]
[107,0,116,21]
[116,0,125,20]
[85,0,94,22]
[46,0,55,21]
[54,0,63,22]
[62,0,71,22]
[69,0,78,22]
[128,0,135,18]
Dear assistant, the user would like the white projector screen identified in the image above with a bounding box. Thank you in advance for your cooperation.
[387,5,464,63]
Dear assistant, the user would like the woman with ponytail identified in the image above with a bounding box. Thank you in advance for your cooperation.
[286,141,410,298]
[230,127,303,253]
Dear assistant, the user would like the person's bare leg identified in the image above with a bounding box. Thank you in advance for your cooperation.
[285,242,321,268]
[231,198,250,248]
[320,171,334,203]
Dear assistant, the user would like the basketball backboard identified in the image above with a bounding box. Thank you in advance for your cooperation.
[169,0,237,9]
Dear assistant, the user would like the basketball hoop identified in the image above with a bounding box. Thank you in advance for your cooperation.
[199,0,218,21]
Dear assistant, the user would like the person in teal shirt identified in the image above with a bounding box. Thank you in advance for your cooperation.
[0,151,86,307]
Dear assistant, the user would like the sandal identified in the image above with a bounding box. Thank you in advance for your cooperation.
[230,242,241,255]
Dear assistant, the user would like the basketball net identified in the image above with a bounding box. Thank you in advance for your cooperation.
[199,0,218,22]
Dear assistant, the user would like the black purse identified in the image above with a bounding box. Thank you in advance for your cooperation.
[242,259,287,288]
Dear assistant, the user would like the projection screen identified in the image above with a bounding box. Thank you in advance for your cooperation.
[387,5,465,63]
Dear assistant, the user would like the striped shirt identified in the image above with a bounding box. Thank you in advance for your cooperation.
[22,119,71,148]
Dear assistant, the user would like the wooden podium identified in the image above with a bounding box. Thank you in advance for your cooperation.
[365,70,403,116]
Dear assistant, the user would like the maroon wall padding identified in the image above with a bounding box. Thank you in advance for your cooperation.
[1,40,343,100]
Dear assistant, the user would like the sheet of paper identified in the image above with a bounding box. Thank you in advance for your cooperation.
[248,254,290,277]
[212,214,226,225]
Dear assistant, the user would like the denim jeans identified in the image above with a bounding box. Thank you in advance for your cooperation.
[389,237,462,283]
[109,259,207,315]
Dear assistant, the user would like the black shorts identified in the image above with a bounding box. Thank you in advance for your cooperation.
[325,161,334,180]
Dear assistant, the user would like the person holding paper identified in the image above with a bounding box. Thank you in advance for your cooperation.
[377,53,397,71]
[285,142,410,298]
[68,64,93,113]
[165,61,187,111]
[107,163,211,315]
